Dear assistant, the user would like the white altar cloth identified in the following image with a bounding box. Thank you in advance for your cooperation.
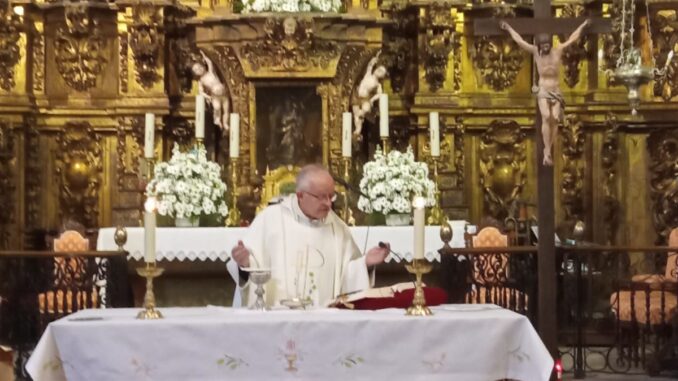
[98,225,466,263]
[27,305,552,381]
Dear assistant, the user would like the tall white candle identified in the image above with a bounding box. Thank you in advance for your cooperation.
[195,94,205,139]
[342,112,352,158]
[430,112,440,157]
[379,94,389,138]
[144,113,155,159]
[413,196,426,260]
[229,113,240,158]
[144,211,156,263]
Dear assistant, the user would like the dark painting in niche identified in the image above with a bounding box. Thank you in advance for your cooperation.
[255,85,322,173]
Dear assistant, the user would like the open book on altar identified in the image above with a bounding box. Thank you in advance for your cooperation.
[330,282,418,304]
[330,282,449,310]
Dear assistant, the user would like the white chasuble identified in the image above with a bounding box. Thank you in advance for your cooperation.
[231,195,369,307]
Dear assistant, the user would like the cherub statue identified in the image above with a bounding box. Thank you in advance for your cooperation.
[501,19,590,165]
[351,52,388,137]
[191,50,230,130]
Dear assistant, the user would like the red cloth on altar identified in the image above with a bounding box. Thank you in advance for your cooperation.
[343,287,448,310]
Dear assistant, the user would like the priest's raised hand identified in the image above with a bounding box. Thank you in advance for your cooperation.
[366,242,390,266]
[231,240,250,268]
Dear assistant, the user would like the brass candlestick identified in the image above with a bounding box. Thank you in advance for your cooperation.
[405,259,433,316]
[226,157,241,227]
[428,157,445,225]
[195,137,204,148]
[136,262,164,319]
[380,137,390,154]
[341,157,355,226]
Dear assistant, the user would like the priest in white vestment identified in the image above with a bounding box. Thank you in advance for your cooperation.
[230,164,390,307]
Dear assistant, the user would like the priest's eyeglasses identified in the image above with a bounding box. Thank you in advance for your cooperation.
[303,191,337,203]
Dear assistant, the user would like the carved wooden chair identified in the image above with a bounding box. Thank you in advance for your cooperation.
[466,226,529,313]
[610,228,677,325]
[609,228,678,372]
[37,230,99,316]
[257,165,301,213]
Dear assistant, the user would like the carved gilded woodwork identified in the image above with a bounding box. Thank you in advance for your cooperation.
[452,117,465,187]
[479,120,526,220]
[211,46,252,198]
[560,114,585,225]
[116,117,143,190]
[55,122,102,227]
[33,29,45,92]
[382,5,417,93]
[472,36,524,91]
[54,5,107,92]
[24,118,40,228]
[650,9,678,101]
[558,4,588,88]
[423,2,456,92]
[0,120,14,249]
[165,5,195,94]
[164,115,194,149]
[170,38,195,94]
[119,31,129,93]
[647,127,678,244]
[240,17,339,73]
[602,115,619,245]
[130,5,162,89]
[0,4,22,91]
[471,8,524,91]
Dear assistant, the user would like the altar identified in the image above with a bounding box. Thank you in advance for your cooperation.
[26,305,553,381]
[97,226,462,263]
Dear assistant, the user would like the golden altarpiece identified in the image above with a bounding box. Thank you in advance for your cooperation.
[1,0,678,253]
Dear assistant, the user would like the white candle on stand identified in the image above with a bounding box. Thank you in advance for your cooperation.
[144,113,155,159]
[195,94,205,140]
[143,212,156,263]
[229,113,240,158]
[342,112,352,158]
[413,196,426,260]
[430,111,440,157]
[379,94,389,138]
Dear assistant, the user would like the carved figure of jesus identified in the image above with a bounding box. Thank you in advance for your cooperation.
[501,19,590,165]
[351,52,387,137]
[192,50,230,130]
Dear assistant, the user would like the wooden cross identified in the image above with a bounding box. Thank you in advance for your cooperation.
[473,1,611,375]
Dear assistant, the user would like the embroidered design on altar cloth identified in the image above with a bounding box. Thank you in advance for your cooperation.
[422,352,446,372]
[279,339,302,373]
[131,357,155,381]
[41,355,64,372]
[216,354,248,370]
[334,353,365,369]
[508,345,531,362]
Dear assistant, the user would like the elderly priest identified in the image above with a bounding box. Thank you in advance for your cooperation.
[229,164,390,307]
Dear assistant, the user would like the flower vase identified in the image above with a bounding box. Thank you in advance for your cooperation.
[175,216,200,227]
[385,213,411,226]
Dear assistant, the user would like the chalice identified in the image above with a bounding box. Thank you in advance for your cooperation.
[245,268,271,311]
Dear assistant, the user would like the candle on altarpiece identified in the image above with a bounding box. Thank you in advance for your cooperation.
[144,113,155,159]
[195,94,205,140]
[143,197,157,263]
[430,111,440,157]
[229,113,240,158]
[342,112,352,158]
[379,94,389,138]
[413,196,426,260]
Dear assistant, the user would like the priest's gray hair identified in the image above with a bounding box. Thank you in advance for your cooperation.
[296,164,331,192]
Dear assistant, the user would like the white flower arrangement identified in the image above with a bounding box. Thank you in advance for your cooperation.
[357,147,436,215]
[146,144,229,220]
[240,0,342,13]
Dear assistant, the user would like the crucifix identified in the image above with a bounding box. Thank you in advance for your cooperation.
[474,1,611,372]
